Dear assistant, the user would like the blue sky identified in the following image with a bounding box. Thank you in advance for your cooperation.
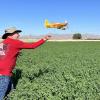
[0,0,100,36]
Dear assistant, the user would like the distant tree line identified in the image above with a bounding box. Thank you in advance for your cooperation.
[73,33,82,39]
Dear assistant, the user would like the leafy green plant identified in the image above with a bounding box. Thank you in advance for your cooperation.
[8,42,100,100]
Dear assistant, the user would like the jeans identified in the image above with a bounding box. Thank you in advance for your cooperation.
[0,76,13,100]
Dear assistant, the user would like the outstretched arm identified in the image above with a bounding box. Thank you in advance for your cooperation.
[17,35,51,49]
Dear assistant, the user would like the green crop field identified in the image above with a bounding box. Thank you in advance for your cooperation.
[8,42,100,100]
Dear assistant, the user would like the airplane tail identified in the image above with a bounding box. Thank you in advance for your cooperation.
[44,19,49,27]
[64,20,68,27]
[65,20,68,24]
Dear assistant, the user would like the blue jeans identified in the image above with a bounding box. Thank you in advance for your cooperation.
[0,76,13,100]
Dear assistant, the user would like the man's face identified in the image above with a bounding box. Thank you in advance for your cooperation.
[13,33,20,39]
[8,33,20,39]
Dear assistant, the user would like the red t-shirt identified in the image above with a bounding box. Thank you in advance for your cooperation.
[0,37,45,76]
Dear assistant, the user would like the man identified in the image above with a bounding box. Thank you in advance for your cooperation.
[0,27,51,99]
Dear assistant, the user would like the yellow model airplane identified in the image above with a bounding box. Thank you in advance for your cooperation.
[44,19,68,30]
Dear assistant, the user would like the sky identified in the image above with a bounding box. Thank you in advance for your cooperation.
[0,0,100,36]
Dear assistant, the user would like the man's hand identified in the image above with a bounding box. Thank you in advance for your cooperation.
[43,35,52,41]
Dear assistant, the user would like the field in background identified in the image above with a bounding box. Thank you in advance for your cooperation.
[1,38,100,42]
[7,42,100,99]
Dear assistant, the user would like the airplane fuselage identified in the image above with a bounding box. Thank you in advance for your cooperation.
[44,19,68,30]
[46,23,67,28]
